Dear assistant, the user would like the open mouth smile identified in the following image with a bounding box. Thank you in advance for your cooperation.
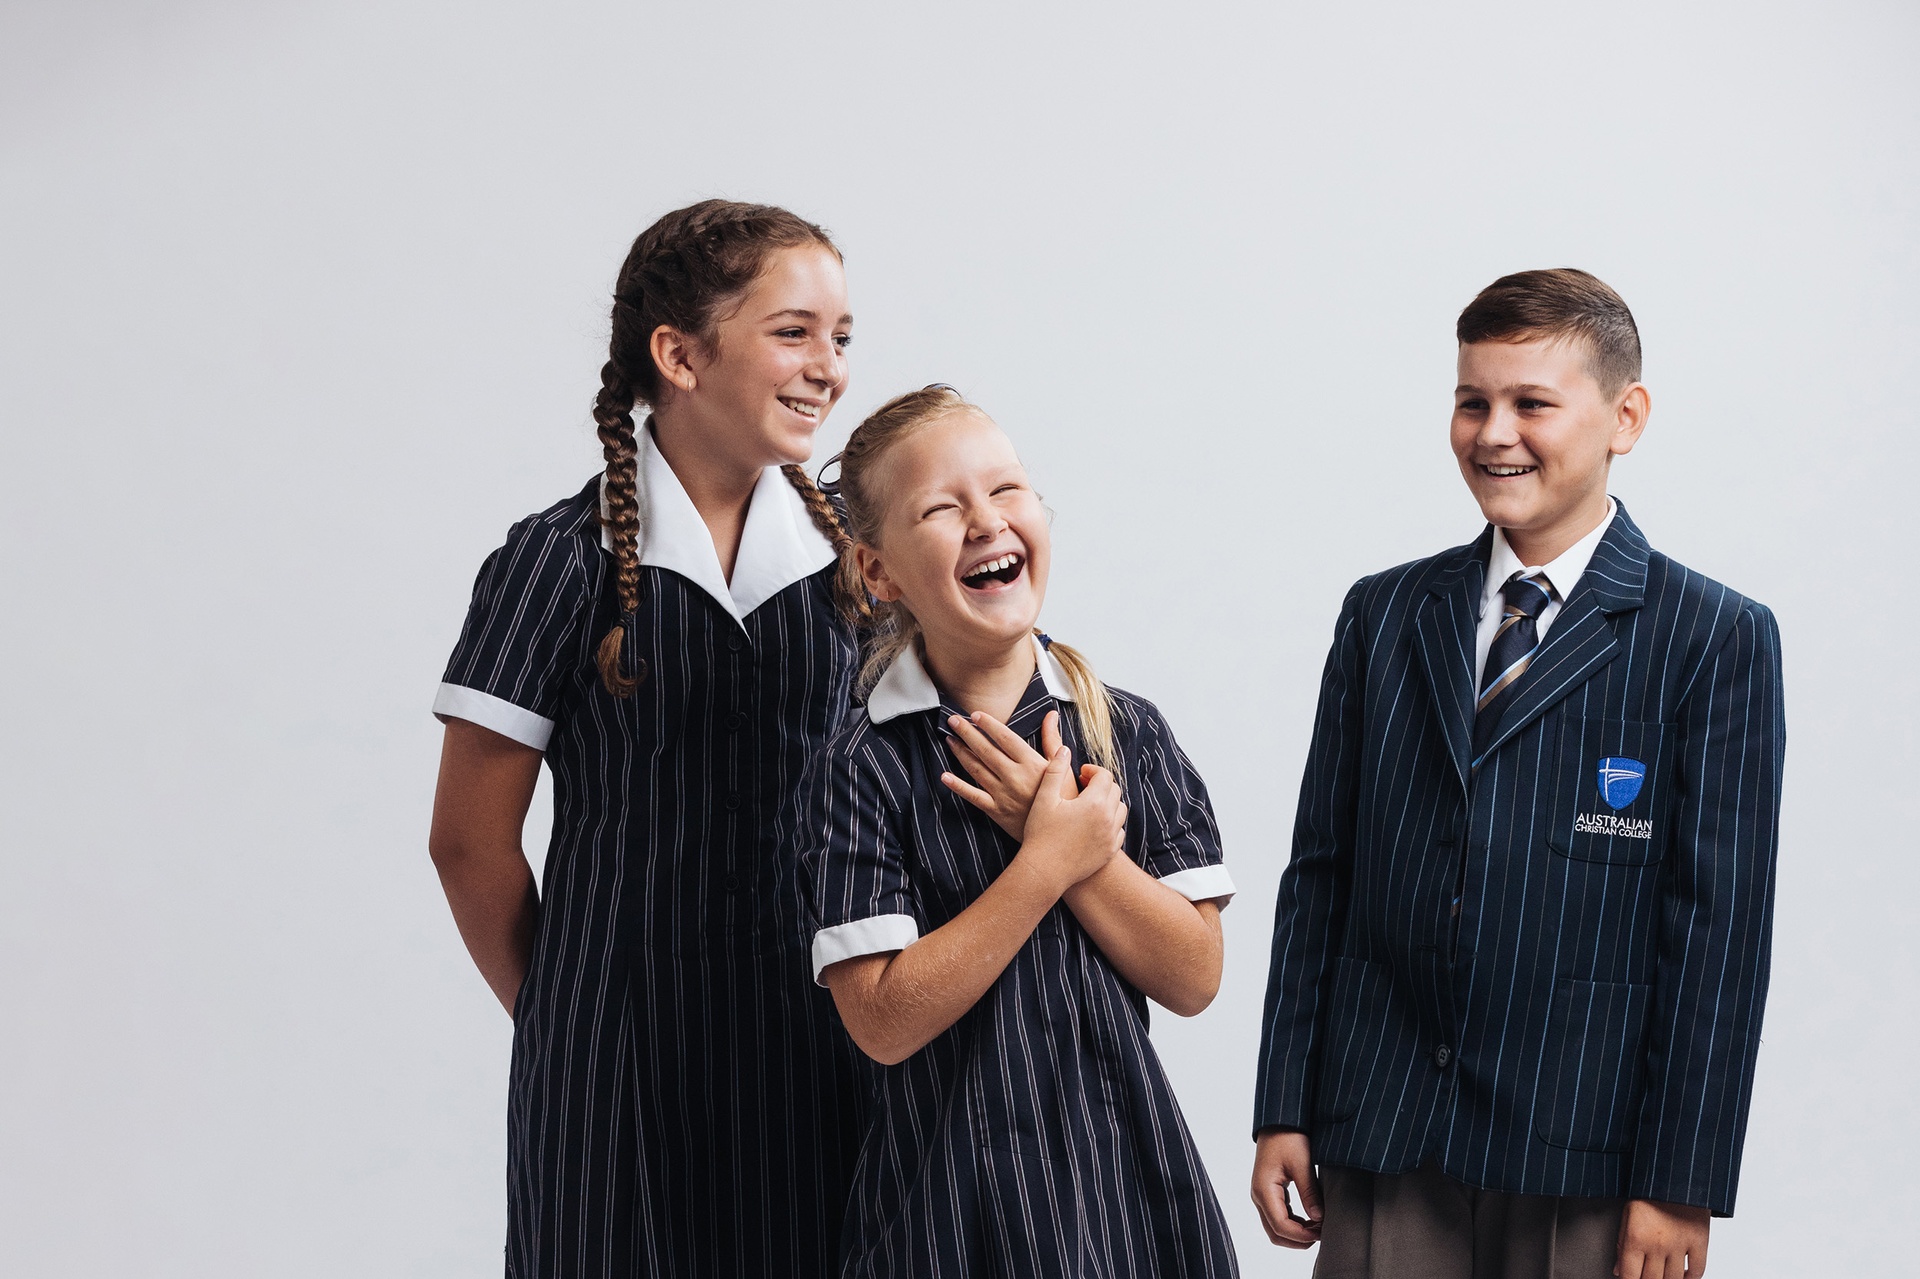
[779,396,824,421]
[1478,463,1537,478]
[959,552,1025,590]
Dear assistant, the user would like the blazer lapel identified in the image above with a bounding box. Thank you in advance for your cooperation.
[1472,503,1651,767]
[1414,531,1490,795]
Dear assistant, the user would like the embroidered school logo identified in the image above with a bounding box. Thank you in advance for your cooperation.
[1596,757,1646,809]
[1572,812,1655,839]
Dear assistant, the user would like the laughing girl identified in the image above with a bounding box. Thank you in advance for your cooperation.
[796,386,1240,1277]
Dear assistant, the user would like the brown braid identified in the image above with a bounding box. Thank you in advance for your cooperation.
[594,361,644,695]
[591,199,842,696]
[781,464,871,624]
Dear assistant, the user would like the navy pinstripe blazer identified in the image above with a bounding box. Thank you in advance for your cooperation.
[1253,503,1783,1216]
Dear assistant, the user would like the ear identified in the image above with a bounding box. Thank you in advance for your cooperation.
[1609,383,1651,458]
[853,542,902,603]
[649,324,702,395]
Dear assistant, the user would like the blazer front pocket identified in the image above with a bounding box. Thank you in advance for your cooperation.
[1315,956,1392,1124]
[1548,717,1676,866]
[1535,976,1652,1152]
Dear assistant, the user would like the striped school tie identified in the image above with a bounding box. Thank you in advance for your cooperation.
[1473,571,1554,759]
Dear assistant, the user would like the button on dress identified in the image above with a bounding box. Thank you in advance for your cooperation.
[795,640,1240,1278]
[435,434,864,1278]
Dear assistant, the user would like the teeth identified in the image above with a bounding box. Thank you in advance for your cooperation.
[1485,465,1533,476]
[781,398,820,418]
[963,553,1020,579]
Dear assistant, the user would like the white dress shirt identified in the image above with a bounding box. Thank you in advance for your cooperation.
[1472,498,1617,689]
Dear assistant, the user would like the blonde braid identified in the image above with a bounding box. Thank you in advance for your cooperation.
[1037,631,1120,778]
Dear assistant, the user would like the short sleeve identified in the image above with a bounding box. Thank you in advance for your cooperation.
[1123,698,1236,905]
[433,518,595,751]
[796,735,922,984]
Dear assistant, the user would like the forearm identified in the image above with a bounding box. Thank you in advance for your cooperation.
[431,840,539,1014]
[829,855,1062,1065]
[429,719,544,1016]
[1063,856,1223,1015]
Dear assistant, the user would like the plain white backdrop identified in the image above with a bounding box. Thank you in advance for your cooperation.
[3,1,1915,1274]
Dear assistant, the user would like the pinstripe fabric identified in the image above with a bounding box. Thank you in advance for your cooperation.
[1253,502,1784,1216]
[796,667,1240,1277]
[440,478,864,1277]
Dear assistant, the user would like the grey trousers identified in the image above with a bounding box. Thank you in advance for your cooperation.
[1313,1162,1623,1279]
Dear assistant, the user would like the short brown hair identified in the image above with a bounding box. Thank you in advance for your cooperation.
[1456,268,1641,395]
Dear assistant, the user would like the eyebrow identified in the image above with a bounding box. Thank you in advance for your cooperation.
[1454,382,1561,396]
[762,308,855,325]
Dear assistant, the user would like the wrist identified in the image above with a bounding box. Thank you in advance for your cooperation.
[1059,849,1120,902]
[1010,837,1074,900]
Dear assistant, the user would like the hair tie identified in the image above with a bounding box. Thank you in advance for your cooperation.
[1036,632,1053,651]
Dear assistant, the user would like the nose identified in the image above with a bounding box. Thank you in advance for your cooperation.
[1477,403,1522,449]
[804,333,846,393]
[965,500,1009,541]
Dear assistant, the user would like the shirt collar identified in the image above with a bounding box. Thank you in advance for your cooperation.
[866,633,1076,725]
[599,423,836,626]
[1482,496,1618,617]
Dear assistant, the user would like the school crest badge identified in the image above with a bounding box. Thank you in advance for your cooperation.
[1596,757,1646,809]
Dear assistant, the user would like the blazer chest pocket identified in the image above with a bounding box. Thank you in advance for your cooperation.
[1548,717,1676,867]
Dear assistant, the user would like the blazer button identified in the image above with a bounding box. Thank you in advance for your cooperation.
[724,793,743,812]
[727,633,745,653]
[723,873,743,893]
[727,711,747,732]
[1433,1044,1454,1068]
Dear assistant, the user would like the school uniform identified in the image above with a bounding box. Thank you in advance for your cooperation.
[796,636,1241,1279]
[435,426,864,1278]
[1253,500,1784,1254]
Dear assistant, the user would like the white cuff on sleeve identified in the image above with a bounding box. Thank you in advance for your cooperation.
[433,683,555,751]
[1158,864,1237,905]
[811,913,921,985]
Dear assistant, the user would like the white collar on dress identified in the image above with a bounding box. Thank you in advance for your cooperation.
[866,632,1076,725]
[1481,496,1618,617]
[599,423,836,626]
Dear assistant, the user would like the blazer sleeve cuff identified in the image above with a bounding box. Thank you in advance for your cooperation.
[1158,864,1236,905]
[811,914,921,985]
[1629,1161,1739,1218]
[433,683,555,751]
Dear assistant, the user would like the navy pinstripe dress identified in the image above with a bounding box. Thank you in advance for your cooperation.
[434,430,863,1277]
[795,637,1241,1279]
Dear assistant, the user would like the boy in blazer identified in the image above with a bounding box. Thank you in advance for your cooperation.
[1251,269,1784,1279]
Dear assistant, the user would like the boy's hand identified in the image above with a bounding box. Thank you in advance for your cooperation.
[1017,746,1125,896]
[1251,1128,1323,1249]
[943,710,1085,840]
[1616,1198,1709,1278]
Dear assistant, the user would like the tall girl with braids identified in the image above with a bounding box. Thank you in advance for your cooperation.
[428,200,864,1278]
[796,387,1241,1277]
